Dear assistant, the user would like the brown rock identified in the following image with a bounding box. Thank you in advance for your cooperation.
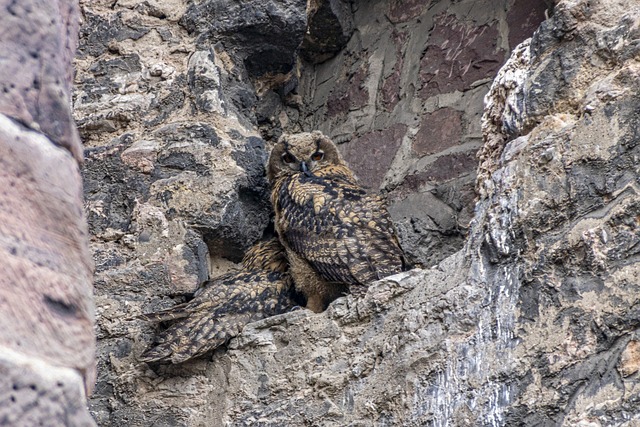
[339,124,407,189]
[387,0,430,24]
[413,107,463,156]
[327,64,369,117]
[421,151,477,182]
[380,30,408,112]
[419,14,505,99]
[507,1,549,49]
[619,340,640,377]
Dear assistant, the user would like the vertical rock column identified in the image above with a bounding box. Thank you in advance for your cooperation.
[0,0,95,425]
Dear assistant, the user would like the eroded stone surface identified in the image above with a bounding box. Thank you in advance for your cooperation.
[301,0,354,64]
[219,0,640,425]
[181,0,307,76]
[0,348,95,427]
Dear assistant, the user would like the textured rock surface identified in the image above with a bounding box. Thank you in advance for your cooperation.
[181,0,307,77]
[0,349,95,426]
[73,0,640,425]
[74,1,281,424]
[0,0,95,424]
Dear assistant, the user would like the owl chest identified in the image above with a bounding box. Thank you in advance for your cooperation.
[275,179,338,234]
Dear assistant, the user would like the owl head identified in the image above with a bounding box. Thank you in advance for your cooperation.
[267,131,345,182]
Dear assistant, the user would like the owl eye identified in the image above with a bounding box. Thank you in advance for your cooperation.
[311,151,324,161]
[282,152,296,164]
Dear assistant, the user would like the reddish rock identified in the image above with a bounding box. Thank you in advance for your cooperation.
[380,31,408,112]
[381,69,402,112]
[327,64,369,117]
[413,107,463,156]
[340,124,407,189]
[387,0,430,24]
[507,0,548,49]
[420,151,477,182]
[419,14,505,99]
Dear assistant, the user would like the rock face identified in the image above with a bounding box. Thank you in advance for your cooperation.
[0,0,95,425]
[73,0,640,425]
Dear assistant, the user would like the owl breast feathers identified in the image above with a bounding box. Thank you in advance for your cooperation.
[267,131,406,312]
[139,239,295,364]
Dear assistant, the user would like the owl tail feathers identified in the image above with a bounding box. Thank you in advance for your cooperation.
[139,342,174,364]
[139,312,257,364]
[139,326,229,364]
[137,303,191,323]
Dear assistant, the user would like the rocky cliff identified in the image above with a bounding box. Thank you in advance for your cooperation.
[73,0,640,425]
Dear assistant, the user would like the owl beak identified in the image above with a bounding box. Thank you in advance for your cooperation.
[300,161,312,176]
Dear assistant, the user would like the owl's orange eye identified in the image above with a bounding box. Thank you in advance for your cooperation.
[311,151,324,161]
[282,152,296,164]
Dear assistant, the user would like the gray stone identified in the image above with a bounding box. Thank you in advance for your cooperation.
[222,1,640,424]
[300,0,354,64]
[180,0,307,76]
[78,11,150,58]
[187,49,227,115]
[389,191,463,267]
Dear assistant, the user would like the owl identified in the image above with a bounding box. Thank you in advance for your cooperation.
[267,131,406,313]
[139,238,297,363]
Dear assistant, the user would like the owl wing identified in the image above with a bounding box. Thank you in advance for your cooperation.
[140,270,294,363]
[277,172,405,286]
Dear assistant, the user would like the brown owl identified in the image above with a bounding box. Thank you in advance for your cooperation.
[139,238,297,363]
[267,131,406,313]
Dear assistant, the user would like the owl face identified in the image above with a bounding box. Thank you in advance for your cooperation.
[267,131,344,182]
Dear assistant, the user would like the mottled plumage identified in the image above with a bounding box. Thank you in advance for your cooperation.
[140,239,295,363]
[267,131,406,312]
